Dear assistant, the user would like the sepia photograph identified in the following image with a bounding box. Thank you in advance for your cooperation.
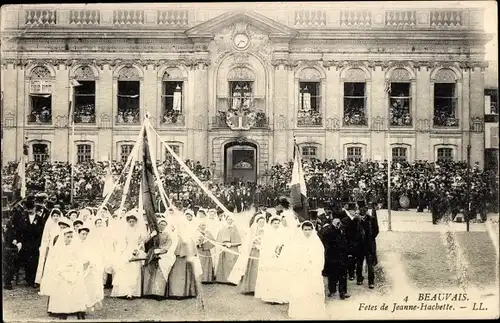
[1,1,498,321]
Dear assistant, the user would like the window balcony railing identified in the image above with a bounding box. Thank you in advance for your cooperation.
[70,10,100,25]
[430,10,463,27]
[385,10,416,27]
[433,117,460,128]
[211,112,269,129]
[25,9,56,25]
[161,113,185,126]
[390,117,412,127]
[343,115,368,126]
[116,113,140,124]
[74,113,96,124]
[27,114,52,125]
[297,113,323,127]
[113,10,144,25]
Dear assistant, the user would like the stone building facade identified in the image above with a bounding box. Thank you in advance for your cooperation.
[0,3,492,183]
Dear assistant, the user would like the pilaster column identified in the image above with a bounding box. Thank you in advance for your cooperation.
[190,57,209,164]
[272,60,289,164]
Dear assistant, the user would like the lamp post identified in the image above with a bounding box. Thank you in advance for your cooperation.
[210,161,216,183]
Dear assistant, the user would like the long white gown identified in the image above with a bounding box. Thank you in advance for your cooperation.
[110,224,146,298]
[287,226,327,320]
[254,224,289,304]
[47,235,89,314]
[80,233,105,309]
[35,215,60,285]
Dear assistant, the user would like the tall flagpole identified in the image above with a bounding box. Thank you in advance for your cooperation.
[386,79,392,232]
[69,79,81,205]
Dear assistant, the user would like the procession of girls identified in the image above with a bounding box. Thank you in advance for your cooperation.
[34,196,329,320]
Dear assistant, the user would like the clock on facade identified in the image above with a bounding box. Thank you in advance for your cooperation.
[233,33,249,49]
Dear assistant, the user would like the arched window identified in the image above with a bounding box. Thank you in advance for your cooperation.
[388,69,412,127]
[343,68,368,126]
[228,67,256,112]
[346,146,363,162]
[76,143,92,163]
[437,147,454,162]
[28,66,52,124]
[162,68,185,125]
[116,67,140,124]
[297,68,322,127]
[433,69,458,127]
[392,147,408,163]
[73,66,96,124]
[32,142,50,162]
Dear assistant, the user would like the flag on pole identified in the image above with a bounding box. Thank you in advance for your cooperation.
[290,142,309,222]
[102,154,114,198]
[141,123,160,241]
[13,155,27,199]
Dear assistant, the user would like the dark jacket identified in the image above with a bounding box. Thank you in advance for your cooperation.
[320,223,349,276]
[359,213,379,256]
[341,211,364,256]
[12,210,44,252]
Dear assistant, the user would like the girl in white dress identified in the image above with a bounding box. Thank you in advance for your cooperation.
[78,225,104,311]
[110,212,150,299]
[288,221,327,320]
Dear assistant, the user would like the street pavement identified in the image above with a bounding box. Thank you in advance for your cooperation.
[3,209,499,321]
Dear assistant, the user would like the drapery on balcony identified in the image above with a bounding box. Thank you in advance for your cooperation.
[116,111,140,124]
[162,112,185,125]
[211,111,269,129]
[433,117,459,127]
[297,113,323,126]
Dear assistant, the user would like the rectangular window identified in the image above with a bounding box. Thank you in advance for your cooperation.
[437,148,453,162]
[485,89,498,115]
[33,144,49,162]
[343,83,367,126]
[165,145,180,163]
[74,81,96,124]
[76,144,92,163]
[120,144,134,162]
[346,147,362,162]
[229,81,253,111]
[301,146,318,160]
[117,81,140,124]
[434,83,458,127]
[29,95,52,124]
[392,147,408,163]
[389,83,412,127]
[298,82,322,126]
[162,81,184,124]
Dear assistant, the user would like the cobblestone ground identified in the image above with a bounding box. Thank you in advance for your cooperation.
[3,210,499,321]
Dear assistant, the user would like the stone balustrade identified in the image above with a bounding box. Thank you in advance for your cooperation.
[340,10,372,27]
[11,6,482,30]
[430,10,463,27]
[113,10,144,25]
[294,10,326,27]
[157,10,189,27]
[25,9,57,25]
[385,10,416,27]
[70,10,100,25]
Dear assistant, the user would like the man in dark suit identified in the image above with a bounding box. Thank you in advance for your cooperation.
[3,213,20,290]
[356,201,379,289]
[320,217,350,299]
[12,198,45,287]
[341,202,364,281]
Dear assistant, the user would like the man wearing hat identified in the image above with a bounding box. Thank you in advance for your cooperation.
[11,198,45,288]
[341,201,363,281]
[355,200,379,289]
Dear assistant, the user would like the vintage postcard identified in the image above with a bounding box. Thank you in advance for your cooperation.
[1,1,498,321]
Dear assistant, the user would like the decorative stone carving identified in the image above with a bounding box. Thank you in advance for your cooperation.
[389,68,411,82]
[3,112,16,128]
[99,114,111,129]
[372,116,385,132]
[325,117,341,131]
[54,115,68,128]
[298,67,322,81]
[162,67,184,80]
[31,66,51,79]
[416,119,431,132]
[434,68,457,83]
[344,68,367,82]
[74,66,95,80]
[117,66,140,80]
[227,67,255,81]
[470,117,484,133]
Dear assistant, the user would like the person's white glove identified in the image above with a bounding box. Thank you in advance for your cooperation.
[149,230,158,238]
[16,243,22,252]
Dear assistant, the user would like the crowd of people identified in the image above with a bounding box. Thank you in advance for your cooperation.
[3,191,380,320]
[3,159,498,218]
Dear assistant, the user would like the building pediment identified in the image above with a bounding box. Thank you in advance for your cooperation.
[185,10,298,41]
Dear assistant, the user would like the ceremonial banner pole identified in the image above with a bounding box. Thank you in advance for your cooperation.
[69,79,81,205]
[386,79,392,231]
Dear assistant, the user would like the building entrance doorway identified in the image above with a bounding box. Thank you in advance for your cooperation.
[223,142,257,184]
